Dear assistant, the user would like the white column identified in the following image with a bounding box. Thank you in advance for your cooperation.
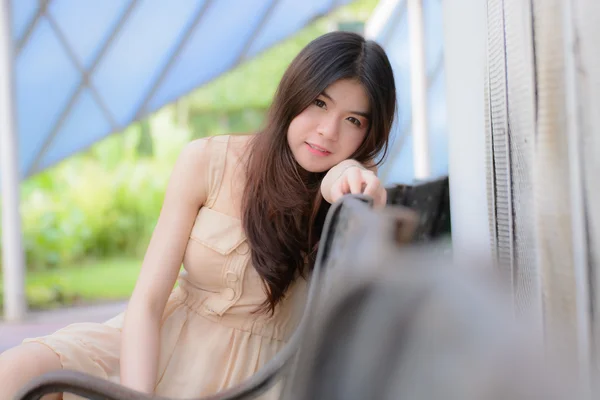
[0,0,27,321]
[563,0,592,391]
[407,0,430,180]
[441,0,492,264]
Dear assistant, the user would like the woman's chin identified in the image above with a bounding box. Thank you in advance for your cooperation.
[297,159,332,174]
[292,148,339,173]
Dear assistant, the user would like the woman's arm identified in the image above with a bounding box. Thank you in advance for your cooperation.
[321,159,386,207]
[119,138,212,394]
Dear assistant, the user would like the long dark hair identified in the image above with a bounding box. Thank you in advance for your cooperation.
[241,31,397,314]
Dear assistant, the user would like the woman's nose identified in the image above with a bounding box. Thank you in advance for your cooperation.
[317,116,340,140]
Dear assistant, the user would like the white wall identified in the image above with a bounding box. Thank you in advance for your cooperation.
[441,0,492,264]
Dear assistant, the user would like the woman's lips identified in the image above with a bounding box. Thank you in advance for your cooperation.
[305,142,331,156]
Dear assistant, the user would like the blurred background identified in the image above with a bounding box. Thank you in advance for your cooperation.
[2,0,599,393]
[0,0,447,318]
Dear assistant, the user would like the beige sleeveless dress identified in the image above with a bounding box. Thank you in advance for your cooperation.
[23,135,308,399]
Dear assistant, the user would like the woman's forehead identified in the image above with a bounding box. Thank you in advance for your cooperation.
[322,79,370,112]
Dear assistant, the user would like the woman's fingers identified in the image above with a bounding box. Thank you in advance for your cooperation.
[362,173,381,198]
[330,180,346,202]
[328,166,385,207]
[346,167,364,194]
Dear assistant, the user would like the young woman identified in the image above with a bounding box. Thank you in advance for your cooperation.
[0,31,396,399]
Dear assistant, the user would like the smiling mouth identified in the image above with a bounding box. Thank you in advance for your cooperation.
[306,142,331,155]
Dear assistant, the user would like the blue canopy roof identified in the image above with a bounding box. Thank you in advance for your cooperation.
[9,0,352,178]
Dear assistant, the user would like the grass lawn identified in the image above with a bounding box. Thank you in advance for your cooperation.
[0,258,141,314]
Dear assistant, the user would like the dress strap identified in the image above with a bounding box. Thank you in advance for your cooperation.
[205,135,230,208]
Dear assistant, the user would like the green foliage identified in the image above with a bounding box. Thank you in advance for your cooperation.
[136,120,155,158]
[16,119,176,272]
[0,257,140,311]
[188,108,268,138]
[19,160,164,271]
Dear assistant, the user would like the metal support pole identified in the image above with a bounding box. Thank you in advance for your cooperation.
[407,0,430,180]
[0,0,27,321]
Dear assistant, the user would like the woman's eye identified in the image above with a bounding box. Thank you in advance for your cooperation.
[314,99,326,108]
[348,117,361,127]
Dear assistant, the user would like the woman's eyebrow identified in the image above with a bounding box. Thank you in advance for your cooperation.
[321,90,336,104]
[352,110,371,119]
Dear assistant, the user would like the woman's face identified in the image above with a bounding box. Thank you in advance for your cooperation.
[287,79,371,173]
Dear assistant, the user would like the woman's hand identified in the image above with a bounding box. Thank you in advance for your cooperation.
[328,165,387,207]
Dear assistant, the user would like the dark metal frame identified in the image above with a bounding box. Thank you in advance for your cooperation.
[15,195,408,400]
[13,174,459,399]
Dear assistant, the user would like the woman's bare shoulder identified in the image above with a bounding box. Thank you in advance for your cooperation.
[180,134,253,174]
[225,133,254,155]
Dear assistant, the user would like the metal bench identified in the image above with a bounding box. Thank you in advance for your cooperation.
[14,180,465,400]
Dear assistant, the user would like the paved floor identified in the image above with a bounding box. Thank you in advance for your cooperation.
[0,302,127,352]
